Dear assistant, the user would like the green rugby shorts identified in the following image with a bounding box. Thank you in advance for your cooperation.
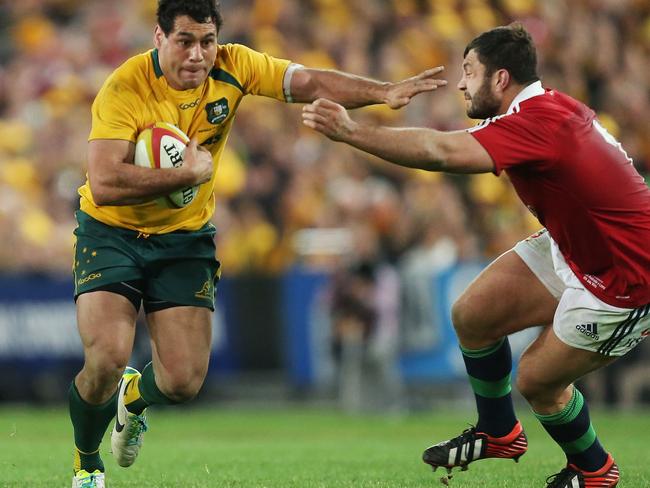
[73,211,220,310]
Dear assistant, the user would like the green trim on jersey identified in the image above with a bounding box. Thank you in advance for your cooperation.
[209,68,243,92]
[151,49,164,78]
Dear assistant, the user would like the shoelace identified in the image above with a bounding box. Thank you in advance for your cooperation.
[126,415,148,446]
[445,426,479,448]
[546,468,578,487]
[79,473,100,488]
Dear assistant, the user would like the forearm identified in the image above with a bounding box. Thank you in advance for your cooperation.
[343,124,449,171]
[90,163,196,206]
[291,69,388,108]
[302,99,494,173]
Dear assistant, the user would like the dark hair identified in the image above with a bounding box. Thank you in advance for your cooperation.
[463,23,539,85]
[157,0,223,35]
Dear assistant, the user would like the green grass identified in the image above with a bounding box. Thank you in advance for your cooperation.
[1,406,648,487]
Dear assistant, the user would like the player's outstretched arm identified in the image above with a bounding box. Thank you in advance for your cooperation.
[302,98,494,174]
[290,66,448,109]
[87,138,212,206]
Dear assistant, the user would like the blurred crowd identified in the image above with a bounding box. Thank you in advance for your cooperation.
[1,0,649,276]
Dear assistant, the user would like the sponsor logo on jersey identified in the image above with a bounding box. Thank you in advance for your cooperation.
[205,98,229,124]
[576,322,599,340]
[179,98,200,110]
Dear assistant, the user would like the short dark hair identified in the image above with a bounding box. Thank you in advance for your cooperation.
[157,0,223,35]
[464,23,539,85]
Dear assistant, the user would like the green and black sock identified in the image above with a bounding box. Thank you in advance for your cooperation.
[535,386,608,472]
[461,338,517,437]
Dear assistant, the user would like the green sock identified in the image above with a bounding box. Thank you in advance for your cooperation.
[73,449,103,475]
[68,381,117,473]
[139,361,179,405]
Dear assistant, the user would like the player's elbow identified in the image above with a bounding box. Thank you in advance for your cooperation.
[290,68,323,103]
[88,175,118,206]
[91,190,117,206]
[89,186,114,206]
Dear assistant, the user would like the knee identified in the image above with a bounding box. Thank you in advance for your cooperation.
[451,297,468,334]
[516,363,572,412]
[157,366,207,403]
[515,364,549,404]
[515,368,537,402]
[77,348,130,403]
[83,348,130,386]
[451,297,489,343]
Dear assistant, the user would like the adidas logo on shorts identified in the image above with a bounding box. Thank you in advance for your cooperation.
[576,322,599,340]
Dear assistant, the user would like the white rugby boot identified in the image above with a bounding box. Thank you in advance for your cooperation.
[110,366,148,467]
[71,469,105,488]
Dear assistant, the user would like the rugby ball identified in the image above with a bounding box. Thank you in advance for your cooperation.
[134,122,199,208]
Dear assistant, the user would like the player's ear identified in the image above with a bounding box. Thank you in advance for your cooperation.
[153,25,164,49]
[495,69,511,93]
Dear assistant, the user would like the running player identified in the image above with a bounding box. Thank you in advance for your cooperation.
[69,1,447,487]
[302,23,650,488]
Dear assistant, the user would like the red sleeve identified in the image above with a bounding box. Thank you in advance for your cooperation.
[468,110,557,175]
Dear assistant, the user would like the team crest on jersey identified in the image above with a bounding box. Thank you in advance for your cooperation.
[205,98,229,124]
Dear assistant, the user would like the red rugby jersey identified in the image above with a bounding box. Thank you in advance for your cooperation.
[469,81,650,308]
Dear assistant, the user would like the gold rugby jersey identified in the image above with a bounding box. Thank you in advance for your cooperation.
[79,44,292,233]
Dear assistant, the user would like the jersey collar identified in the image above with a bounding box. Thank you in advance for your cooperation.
[506,80,544,114]
[151,49,164,78]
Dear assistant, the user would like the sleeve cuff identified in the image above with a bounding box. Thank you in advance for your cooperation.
[283,63,304,103]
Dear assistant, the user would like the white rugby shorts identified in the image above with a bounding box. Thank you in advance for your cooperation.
[513,229,650,357]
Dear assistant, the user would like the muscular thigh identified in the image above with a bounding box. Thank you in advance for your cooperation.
[512,258,650,406]
[453,249,558,348]
[145,306,213,384]
[76,291,138,367]
[517,326,617,411]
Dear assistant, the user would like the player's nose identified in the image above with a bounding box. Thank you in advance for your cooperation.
[188,44,204,61]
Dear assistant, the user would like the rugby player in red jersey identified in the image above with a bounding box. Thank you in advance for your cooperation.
[303,23,650,488]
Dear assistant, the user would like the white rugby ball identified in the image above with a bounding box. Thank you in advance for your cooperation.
[134,122,199,208]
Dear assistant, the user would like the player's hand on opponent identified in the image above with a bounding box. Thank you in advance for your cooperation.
[302,98,357,142]
[183,137,213,185]
[383,66,447,109]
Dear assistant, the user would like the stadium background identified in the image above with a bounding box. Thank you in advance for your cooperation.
[1,0,649,412]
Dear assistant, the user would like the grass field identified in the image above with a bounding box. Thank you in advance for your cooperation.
[1,406,648,487]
